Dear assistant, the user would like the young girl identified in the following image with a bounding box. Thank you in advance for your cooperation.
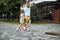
[16,7,25,32]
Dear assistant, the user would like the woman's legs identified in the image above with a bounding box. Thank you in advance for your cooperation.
[25,19,30,31]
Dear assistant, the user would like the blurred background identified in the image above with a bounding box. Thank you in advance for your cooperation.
[0,0,60,23]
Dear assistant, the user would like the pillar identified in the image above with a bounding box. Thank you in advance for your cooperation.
[54,9,60,24]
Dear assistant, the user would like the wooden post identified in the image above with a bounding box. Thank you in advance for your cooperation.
[54,9,60,24]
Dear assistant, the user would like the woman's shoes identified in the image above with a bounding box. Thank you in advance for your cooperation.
[26,28,30,31]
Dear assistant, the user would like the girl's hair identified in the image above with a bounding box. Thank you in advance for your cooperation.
[21,9,24,13]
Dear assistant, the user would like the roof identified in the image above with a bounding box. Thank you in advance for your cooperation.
[29,0,57,4]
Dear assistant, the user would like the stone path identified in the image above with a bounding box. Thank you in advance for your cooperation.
[0,22,60,40]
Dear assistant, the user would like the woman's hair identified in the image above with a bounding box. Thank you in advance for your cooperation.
[26,2,29,4]
[26,2,30,7]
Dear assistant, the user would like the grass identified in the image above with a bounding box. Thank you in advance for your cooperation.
[0,20,51,24]
[32,22,50,24]
[0,20,19,24]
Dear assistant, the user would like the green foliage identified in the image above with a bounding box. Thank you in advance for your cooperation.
[0,0,22,14]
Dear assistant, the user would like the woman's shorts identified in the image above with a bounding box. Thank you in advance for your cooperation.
[25,16,30,20]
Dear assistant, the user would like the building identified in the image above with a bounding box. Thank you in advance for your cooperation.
[29,0,60,23]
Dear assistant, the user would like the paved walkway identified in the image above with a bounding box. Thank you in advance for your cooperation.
[0,22,60,40]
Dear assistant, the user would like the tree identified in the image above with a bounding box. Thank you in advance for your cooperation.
[0,0,21,21]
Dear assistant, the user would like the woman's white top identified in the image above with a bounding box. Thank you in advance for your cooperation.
[24,7,30,16]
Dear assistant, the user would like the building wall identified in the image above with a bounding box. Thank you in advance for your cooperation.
[53,1,60,23]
